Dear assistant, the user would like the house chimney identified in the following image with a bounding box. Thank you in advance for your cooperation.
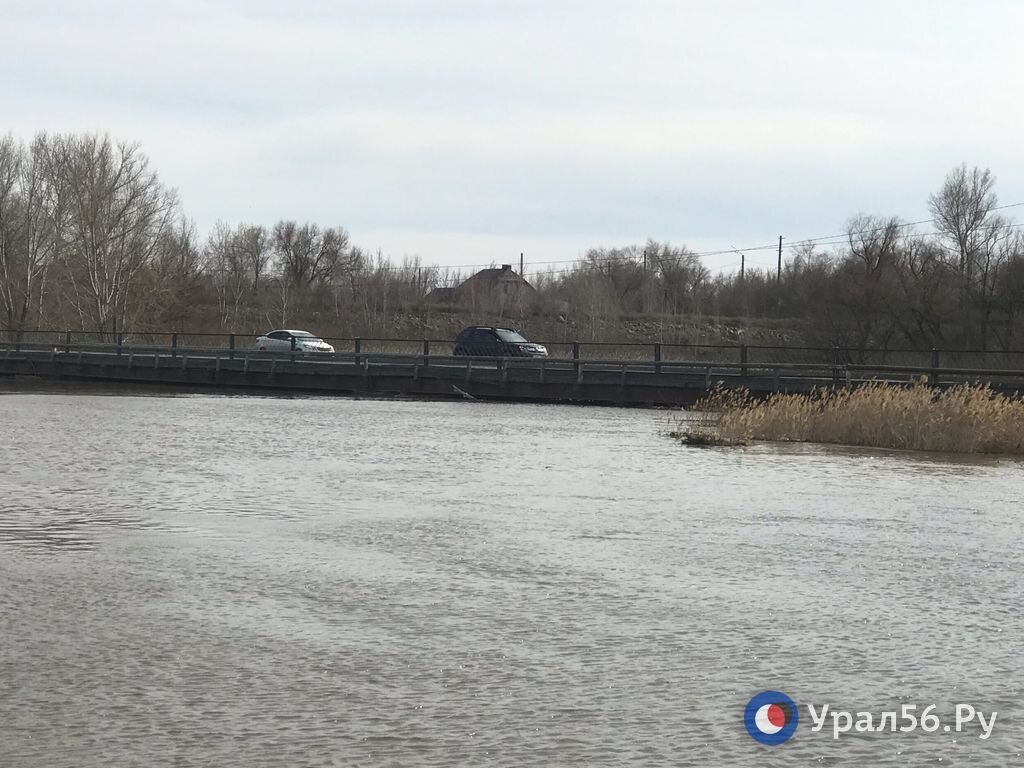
[501,264,512,271]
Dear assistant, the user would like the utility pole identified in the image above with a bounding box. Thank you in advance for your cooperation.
[643,249,647,272]
[777,235,783,283]
[731,245,745,282]
[519,252,524,276]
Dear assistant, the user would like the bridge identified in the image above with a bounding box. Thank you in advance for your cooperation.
[3,331,1024,406]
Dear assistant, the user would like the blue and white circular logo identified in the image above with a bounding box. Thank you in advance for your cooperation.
[743,690,799,745]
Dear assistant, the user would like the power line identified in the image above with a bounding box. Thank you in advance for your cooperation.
[785,219,1024,254]
[201,199,1024,283]
[361,199,1024,273]
[785,201,1024,248]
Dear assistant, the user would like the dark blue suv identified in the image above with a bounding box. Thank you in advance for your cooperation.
[452,327,548,357]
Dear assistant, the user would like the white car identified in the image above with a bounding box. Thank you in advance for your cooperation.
[254,329,335,354]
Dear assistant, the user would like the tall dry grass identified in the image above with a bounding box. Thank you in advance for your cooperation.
[673,382,1024,454]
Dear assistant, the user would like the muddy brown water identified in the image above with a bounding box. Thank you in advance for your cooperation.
[1,390,1022,766]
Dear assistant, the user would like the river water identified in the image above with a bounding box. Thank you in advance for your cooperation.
[1,390,1022,767]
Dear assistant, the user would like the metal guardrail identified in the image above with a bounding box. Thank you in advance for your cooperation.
[5,329,1024,369]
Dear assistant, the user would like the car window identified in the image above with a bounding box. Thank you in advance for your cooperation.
[268,331,289,340]
[291,331,314,338]
[496,329,527,343]
[473,329,497,343]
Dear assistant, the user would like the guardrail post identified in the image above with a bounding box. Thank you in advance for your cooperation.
[830,345,839,385]
[354,337,362,365]
[572,341,580,374]
[171,333,178,359]
[15,329,22,352]
[930,348,940,387]
[654,342,662,374]
[65,330,71,353]
[117,332,123,356]
[423,339,430,367]
[290,334,296,363]
[229,334,235,360]
[739,344,748,378]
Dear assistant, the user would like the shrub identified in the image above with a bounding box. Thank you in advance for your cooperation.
[670,382,1024,454]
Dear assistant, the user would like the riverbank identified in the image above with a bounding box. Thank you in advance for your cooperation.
[671,382,1024,455]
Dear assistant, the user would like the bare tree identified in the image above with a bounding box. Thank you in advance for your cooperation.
[272,220,352,289]
[236,223,270,293]
[827,215,904,351]
[10,130,1024,352]
[648,240,710,317]
[206,222,249,329]
[995,240,1024,349]
[0,134,62,331]
[0,134,24,331]
[928,164,999,279]
[270,220,357,325]
[143,218,203,329]
[890,237,957,347]
[970,220,1017,348]
[54,134,179,335]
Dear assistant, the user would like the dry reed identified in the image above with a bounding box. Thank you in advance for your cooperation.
[671,381,1024,454]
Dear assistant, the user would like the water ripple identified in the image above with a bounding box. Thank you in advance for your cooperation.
[0,392,1022,766]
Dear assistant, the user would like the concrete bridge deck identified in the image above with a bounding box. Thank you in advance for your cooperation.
[3,340,1024,406]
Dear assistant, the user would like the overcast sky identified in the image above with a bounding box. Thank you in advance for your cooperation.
[5,0,1023,275]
